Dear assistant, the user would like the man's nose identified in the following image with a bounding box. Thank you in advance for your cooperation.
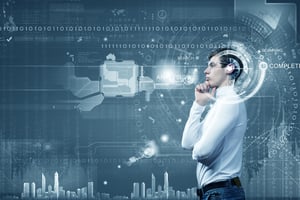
[204,66,210,74]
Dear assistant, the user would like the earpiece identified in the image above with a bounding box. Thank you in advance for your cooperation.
[225,63,234,73]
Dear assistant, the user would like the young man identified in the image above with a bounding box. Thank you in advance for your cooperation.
[182,48,247,200]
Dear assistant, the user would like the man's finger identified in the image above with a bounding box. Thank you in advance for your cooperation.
[196,83,210,93]
[210,87,216,97]
[205,81,210,88]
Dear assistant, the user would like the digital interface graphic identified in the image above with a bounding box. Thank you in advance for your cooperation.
[0,0,300,199]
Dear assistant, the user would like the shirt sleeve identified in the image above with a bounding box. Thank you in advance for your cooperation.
[192,102,239,162]
[181,101,206,149]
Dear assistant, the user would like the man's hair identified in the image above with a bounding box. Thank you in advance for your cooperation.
[208,48,244,81]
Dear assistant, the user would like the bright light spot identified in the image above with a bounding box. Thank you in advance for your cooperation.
[44,144,51,151]
[193,68,198,72]
[142,140,158,158]
[160,134,169,143]
[180,100,185,105]
[103,181,108,185]
[103,37,108,42]
[138,108,142,112]
[160,93,164,98]
[176,118,182,123]
[151,38,155,42]
[126,140,159,166]
[129,156,138,163]
[117,165,121,169]
[161,69,175,84]
[144,147,155,157]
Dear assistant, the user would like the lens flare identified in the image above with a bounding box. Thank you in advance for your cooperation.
[126,140,159,166]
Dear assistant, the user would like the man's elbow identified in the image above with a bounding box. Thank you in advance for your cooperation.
[193,147,213,160]
[197,152,210,160]
[181,140,193,150]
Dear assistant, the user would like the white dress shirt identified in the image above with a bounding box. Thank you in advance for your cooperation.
[181,86,247,188]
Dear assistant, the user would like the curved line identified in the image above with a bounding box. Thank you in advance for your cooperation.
[206,67,267,105]
[243,67,267,101]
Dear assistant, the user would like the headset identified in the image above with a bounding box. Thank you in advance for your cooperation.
[224,56,242,80]
[225,63,235,73]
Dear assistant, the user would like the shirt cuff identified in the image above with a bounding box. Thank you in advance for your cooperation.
[191,101,206,113]
[192,152,198,160]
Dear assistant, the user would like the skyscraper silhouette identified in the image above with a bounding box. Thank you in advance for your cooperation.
[48,184,52,193]
[20,170,198,199]
[164,172,169,199]
[133,182,140,198]
[23,182,30,198]
[42,173,46,195]
[88,181,94,198]
[141,182,146,198]
[54,172,59,198]
[31,182,36,198]
[151,173,156,197]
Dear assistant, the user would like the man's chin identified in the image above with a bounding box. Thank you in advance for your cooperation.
[206,81,212,87]
[208,83,215,88]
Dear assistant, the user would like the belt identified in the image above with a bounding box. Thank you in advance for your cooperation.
[197,177,242,199]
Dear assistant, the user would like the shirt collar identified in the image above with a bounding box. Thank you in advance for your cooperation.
[216,85,235,99]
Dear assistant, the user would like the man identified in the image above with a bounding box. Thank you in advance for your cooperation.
[181,48,247,200]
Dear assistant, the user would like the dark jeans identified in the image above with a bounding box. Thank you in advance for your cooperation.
[200,185,245,200]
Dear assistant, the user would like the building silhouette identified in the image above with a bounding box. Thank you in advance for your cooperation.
[54,171,59,198]
[88,181,94,198]
[130,171,197,199]
[164,172,169,198]
[151,173,155,197]
[22,182,30,198]
[132,182,140,199]
[21,171,197,199]
[141,182,145,198]
[31,182,36,198]
[42,173,46,196]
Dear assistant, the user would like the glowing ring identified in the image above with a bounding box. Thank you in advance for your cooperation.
[204,49,267,104]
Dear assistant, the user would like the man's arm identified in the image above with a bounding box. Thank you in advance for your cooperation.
[192,102,239,162]
[182,83,216,149]
[181,101,206,149]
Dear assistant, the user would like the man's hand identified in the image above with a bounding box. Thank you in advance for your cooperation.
[195,82,216,106]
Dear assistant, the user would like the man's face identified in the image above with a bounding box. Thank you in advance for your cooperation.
[204,55,228,88]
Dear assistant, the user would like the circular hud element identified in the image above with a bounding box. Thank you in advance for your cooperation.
[206,47,267,104]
